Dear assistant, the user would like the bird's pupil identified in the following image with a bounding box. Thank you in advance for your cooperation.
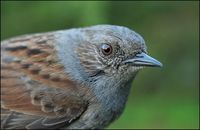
[104,47,110,53]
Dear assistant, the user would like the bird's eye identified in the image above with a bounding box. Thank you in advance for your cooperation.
[101,43,113,56]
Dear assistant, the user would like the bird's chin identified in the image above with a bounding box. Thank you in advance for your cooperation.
[122,66,143,79]
[130,66,144,71]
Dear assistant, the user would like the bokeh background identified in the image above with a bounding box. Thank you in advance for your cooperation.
[1,1,199,129]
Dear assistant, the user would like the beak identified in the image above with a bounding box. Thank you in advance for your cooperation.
[123,52,163,67]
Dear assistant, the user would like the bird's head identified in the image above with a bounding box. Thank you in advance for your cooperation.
[75,25,162,82]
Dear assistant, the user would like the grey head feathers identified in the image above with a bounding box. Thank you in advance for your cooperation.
[55,25,146,84]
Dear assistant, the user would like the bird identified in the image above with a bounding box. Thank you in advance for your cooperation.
[1,25,162,129]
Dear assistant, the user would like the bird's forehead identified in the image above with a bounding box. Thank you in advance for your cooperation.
[83,25,147,52]
[109,28,146,52]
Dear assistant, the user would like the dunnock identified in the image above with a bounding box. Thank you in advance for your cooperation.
[1,25,162,129]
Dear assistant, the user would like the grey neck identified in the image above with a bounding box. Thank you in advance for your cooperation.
[55,29,91,82]
[91,74,135,114]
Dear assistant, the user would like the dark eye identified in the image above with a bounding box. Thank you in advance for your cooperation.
[101,43,113,56]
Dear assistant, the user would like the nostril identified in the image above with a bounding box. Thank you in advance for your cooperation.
[135,53,144,58]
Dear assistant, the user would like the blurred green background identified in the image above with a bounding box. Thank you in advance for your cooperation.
[1,1,199,129]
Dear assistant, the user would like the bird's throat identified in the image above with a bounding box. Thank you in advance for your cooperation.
[93,76,133,116]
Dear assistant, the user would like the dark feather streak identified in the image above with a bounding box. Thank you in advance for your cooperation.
[27,48,43,56]
[5,46,27,51]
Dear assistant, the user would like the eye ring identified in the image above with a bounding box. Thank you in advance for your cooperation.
[101,43,113,56]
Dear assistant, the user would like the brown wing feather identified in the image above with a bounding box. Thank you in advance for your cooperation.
[1,33,88,129]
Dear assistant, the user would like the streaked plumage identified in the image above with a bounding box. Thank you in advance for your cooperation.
[1,25,162,129]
